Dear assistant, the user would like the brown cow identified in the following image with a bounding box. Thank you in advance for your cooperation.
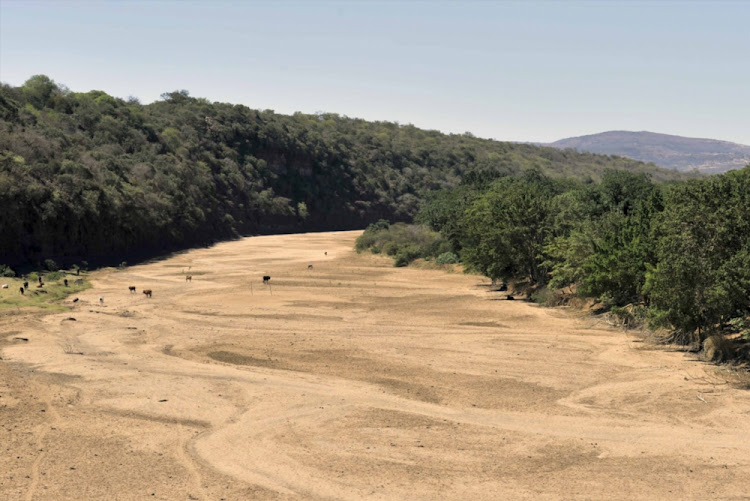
[143,289,152,298]
[129,286,136,293]
[307,264,313,270]
[185,275,192,282]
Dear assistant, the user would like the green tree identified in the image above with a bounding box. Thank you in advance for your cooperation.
[462,170,560,283]
[21,74,58,109]
[648,167,750,341]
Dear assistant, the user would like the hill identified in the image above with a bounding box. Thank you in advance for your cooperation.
[548,131,750,173]
[0,75,689,270]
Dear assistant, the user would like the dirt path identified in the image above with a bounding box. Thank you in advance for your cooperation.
[1,230,749,500]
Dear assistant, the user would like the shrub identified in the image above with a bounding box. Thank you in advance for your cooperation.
[610,305,648,329]
[394,245,421,267]
[45,271,65,281]
[435,252,459,265]
[355,222,450,267]
[382,241,399,256]
[43,259,59,271]
[0,264,16,277]
[530,287,554,306]
[366,219,391,233]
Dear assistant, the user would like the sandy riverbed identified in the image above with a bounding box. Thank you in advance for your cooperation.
[1,230,749,500]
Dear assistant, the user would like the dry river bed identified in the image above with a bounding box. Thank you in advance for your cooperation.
[1,230,749,500]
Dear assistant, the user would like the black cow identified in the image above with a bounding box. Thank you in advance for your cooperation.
[129,286,136,293]
[263,276,271,284]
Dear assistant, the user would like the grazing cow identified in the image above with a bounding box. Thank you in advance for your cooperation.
[129,286,136,293]
[1,284,7,289]
[38,276,43,284]
[99,297,104,304]
[64,278,69,287]
[263,276,271,284]
[307,265,313,270]
[143,289,152,298]
[23,281,29,289]
[19,287,24,295]
[185,275,192,282]
[36,283,44,288]
[506,295,515,301]
[325,251,327,256]
[72,298,79,303]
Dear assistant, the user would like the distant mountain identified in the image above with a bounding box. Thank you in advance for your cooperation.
[547,131,750,173]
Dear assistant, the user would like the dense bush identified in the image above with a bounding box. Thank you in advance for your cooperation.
[413,166,750,349]
[355,222,449,267]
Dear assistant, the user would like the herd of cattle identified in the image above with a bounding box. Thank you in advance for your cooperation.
[3,255,327,304]
[2,276,85,296]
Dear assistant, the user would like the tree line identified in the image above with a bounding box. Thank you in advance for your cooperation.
[358,167,750,352]
[0,75,688,271]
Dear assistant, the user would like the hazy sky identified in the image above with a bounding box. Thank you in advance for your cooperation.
[1,0,748,144]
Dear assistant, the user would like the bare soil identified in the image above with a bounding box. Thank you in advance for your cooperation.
[2,231,749,500]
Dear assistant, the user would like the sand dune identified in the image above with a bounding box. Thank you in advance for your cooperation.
[1,230,749,500]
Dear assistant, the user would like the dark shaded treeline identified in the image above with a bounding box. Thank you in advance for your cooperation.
[360,166,750,347]
[0,75,689,270]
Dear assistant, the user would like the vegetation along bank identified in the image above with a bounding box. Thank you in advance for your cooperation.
[357,167,750,360]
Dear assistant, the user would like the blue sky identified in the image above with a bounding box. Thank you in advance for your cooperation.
[1,1,748,144]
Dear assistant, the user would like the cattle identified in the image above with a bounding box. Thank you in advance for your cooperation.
[1,284,7,289]
[72,298,79,303]
[64,278,69,287]
[506,295,515,301]
[263,276,271,284]
[129,286,136,293]
[23,281,29,289]
[19,287,24,295]
[324,251,327,256]
[99,297,104,304]
[36,283,44,288]
[38,276,43,284]
[143,289,152,298]
[185,275,192,282]
[307,265,313,270]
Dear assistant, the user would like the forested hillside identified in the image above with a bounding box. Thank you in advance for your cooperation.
[0,75,688,270]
